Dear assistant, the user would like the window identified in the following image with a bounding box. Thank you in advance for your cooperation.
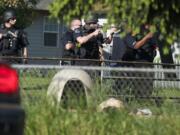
[43,17,59,47]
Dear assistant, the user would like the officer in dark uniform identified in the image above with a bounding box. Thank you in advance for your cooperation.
[63,29,75,59]
[62,19,82,65]
[122,24,156,97]
[62,27,75,65]
[73,15,103,66]
[122,24,156,63]
[0,9,29,64]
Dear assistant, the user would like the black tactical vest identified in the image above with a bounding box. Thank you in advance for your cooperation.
[0,25,20,56]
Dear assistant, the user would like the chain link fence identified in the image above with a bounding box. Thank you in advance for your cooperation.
[8,57,179,107]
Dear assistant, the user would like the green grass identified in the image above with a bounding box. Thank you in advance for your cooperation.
[21,87,180,135]
[19,71,180,135]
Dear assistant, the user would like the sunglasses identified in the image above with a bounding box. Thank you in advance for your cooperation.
[87,22,97,25]
[9,17,16,21]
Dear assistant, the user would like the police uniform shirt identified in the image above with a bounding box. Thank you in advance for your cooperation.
[122,33,137,61]
[73,28,101,59]
[136,35,156,62]
[63,29,74,45]
[73,28,83,43]
[63,29,75,57]
[0,25,19,56]
[123,33,156,62]
[124,33,137,49]
[18,29,29,48]
[0,24,29,53]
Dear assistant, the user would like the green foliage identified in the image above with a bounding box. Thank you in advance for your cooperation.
[0,0,38,28]
[49,0,180,44]
[49,0,94,21]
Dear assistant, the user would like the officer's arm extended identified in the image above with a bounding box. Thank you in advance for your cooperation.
[125,32,153,49]
[74,28,101,45]
[133,32,153,49]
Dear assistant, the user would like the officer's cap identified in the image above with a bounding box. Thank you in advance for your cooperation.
[3,9,16,22]
[84,14,98,24]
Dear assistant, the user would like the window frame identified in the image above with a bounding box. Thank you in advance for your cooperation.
[43,16,59,48]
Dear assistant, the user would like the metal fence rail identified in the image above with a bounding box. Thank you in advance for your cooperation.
[13,64,180,104]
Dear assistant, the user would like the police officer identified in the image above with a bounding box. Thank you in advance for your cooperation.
[62,19,82,65]
[122,24,155,63]
[122,24,156,97]
[0,9,29,64]
[73,15,103,66]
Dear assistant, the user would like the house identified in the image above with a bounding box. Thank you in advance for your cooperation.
[25,0,108,64]
[25,0,65,64]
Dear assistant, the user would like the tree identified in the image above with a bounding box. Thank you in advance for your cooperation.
[0,0,38,28]
[49,0,180,44]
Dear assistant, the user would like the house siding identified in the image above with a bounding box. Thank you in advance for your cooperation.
[25,12,65,64]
